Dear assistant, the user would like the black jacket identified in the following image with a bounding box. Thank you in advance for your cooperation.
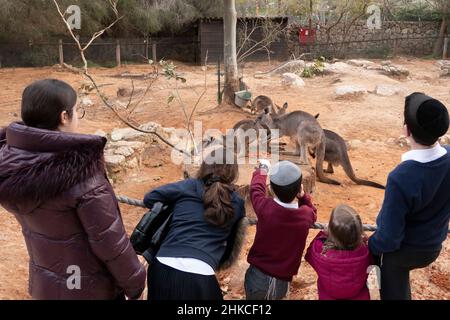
[143,178,246,271]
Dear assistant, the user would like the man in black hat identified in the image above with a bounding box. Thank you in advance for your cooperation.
[369,92,449,300]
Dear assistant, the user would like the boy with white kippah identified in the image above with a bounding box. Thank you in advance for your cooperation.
[244,159,317,300]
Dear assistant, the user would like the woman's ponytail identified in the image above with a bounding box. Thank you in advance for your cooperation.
[197,148,239,228]
[203,179,236,227]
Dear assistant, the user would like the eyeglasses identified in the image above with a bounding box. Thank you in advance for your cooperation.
[77,106,86,120]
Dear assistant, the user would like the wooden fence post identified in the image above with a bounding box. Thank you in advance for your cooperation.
[116,39,121,67]
[444,37,449,60]
[152,43,157,63]
[58,39,64,66]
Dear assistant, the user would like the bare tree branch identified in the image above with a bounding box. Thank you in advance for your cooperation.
[237,18,286,64]
[52,0,190,156]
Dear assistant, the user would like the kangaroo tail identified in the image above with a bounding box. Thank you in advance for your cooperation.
[315,136,341,186]
[340,147,386,190]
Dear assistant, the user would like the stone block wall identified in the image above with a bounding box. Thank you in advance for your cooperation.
[288,20,441,58]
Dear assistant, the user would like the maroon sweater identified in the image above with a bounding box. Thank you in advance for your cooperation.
[247,170,317,281]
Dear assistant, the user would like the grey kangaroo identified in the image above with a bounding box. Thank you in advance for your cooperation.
[233,102,288,147]
[251,95,289,115]
[256,106,340,185]
[308,129,386,189]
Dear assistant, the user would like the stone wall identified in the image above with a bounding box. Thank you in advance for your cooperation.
[288,20,441,58]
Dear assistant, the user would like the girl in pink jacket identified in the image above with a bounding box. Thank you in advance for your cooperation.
[305,205,372,300]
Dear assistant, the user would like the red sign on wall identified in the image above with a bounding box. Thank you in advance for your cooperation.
[299,28,315,45]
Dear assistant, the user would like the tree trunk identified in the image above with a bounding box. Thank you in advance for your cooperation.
[223,0,240,104]
[433,18,448,57]
[255,0,259,16]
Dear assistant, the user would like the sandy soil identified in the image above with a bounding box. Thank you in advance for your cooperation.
[0,57,448,300]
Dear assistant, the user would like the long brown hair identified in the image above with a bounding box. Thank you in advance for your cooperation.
[323,204,364,253]
[196,147,239,228]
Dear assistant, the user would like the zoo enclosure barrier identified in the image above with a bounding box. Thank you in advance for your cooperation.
[0,37,200,68]
[115,195,450,233]
[0,34,448,69]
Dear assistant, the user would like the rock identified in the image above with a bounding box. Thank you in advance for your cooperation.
[108,141,145,149]
[380,64,410,78]
[335,85,367,97]
[347,59,375,68]
[94,129,107,138]
[375,84,405,96]
[162,127,176,135]
[114,146,135,157]
[80,96,94,107]
[323,62,350,74]
[111,128,145,141]
[437,60,450,77]
[397,135,411,148]
[139,121,161,132]
[439,134,450,145]
[105,155,126,172]
[281,73,305,87]
[125,157,139,169]
[348,140,363,150]
[104,148,116,156]
[108,140,146,149]
[386,137,397,145]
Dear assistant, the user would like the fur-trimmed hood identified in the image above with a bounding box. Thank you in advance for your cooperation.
[0,122,107,209]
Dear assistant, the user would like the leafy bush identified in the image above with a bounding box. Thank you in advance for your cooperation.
[302,56,325,78]
[392,5,442,22]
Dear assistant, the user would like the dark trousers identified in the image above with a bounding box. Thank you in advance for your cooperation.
[375,248,441,300]
[147,258,223,300]
[244,265,289,300]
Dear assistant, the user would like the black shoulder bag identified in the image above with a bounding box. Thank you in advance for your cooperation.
[130,202,173,264]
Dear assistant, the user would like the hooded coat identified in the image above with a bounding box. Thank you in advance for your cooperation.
[0,122,145,300]
[305,231,372,300]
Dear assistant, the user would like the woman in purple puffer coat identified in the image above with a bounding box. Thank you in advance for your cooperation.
[0,79,145,300]
[305,205,373,300]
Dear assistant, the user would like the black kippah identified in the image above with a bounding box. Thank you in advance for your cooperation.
[417,100,449,135]
[405,93,449,145]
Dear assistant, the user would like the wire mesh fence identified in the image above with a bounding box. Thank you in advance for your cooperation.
[0,37,199,68]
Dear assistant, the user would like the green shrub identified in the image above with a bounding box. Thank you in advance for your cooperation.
[301,56,325,78]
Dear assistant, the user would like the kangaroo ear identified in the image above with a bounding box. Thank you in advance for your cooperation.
[283,102,288,109]
[315,113,320,119]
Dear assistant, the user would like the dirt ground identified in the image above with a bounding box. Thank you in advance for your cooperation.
[0,57,448,300]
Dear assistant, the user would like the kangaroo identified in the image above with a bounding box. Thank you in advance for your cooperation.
[251,96,289,116]
[251,95,274,114]
[256,106,340,185]
[232,119,285,156]
[274,102,289,115]
[308,129,386,189]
